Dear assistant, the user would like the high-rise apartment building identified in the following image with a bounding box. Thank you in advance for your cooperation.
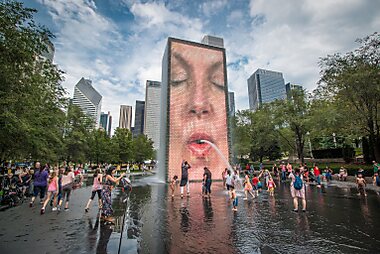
[100,112,108,130]
[201,35,224,48]
[144,80,161,150]
[119,105,132,130]
[72,77,102,127]
[228,91,235,117]
[285,83,303,99]
[247,68,286,111]
[133,100,145,137]
[100,111,112,136]
[108,115,112,136]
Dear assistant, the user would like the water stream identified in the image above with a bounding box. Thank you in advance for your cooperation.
[198,139,233,171]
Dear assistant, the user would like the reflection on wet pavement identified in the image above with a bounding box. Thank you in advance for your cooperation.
[0,179,379,253]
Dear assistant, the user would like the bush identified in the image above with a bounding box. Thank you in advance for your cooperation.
[312,148,355,159]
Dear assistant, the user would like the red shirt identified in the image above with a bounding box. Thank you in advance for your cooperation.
[252,177,259,185]
[314,167,320,177]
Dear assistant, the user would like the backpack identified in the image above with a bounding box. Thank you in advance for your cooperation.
[294,175,303,190]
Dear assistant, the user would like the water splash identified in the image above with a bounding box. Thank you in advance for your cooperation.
[198,139,233,172]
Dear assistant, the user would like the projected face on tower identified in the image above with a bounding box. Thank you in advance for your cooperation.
[168,40,229,180]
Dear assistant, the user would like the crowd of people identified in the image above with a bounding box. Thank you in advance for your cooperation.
[0,161,132,225]
[169,160,380,213]
[1,159,379,218]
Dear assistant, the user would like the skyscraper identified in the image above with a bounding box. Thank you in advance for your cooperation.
[100,112,108,130]
[144,80,161,150]
[72,77,102,127]
[133,100,145,137]
[108,115,112,136]
[228,91,235,117]
[201,35,224,48]
[285,83,304,99]
[100,111,112,136]
[119,105,132,130]
[247,68,286,111]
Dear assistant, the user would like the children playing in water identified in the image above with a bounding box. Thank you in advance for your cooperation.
[231,185,238,212]
[267,176,276,197]
[170,175,178,197]
[356,172,367,196]
[251,170,263,196]
[243,171,255,200]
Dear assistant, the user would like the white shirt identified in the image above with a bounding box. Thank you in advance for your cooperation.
[226,174,234,185]
[62,172,75,186]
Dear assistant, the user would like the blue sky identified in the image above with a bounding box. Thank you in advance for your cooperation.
[24,0,380,131]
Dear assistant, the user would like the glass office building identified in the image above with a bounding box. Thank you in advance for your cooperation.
[72,77,102,128]
[247,69,286,111]
[133,100,145,137]
[144,80,161,150]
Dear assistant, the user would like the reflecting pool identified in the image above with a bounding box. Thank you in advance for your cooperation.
[0,178,379,254]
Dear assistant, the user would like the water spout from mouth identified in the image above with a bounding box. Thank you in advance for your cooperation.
[197,139,233,171]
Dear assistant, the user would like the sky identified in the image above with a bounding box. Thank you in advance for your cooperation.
[24,0,380,132]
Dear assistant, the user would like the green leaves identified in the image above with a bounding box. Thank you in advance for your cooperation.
[0,1,65,162]
[317,32,380,161]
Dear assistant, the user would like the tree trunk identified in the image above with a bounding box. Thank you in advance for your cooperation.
[374,136,380,162]
[368,119,377,162]
[295,126,305,164]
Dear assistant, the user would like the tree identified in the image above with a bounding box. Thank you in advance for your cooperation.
[0,1,66,162]
[87,128,112,164]
[308,98,357,150]
[272,89,311,163]
[132,134,154,162]
[62,104,93,163]
[234,108,282,163]
[112,128,133,164]
[318,32,380,161]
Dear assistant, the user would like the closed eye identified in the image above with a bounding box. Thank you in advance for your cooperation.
[208,61,224,91]
[211,81,224,90]
[171,53,190,87]
[171,70,188,86]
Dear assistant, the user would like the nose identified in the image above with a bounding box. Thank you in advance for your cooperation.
[188,82,212,118]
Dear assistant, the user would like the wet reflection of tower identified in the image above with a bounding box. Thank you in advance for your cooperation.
[166,183,235,253]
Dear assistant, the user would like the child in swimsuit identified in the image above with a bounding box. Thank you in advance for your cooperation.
[231,185,238,212]
[267,177,276,197]
[170,175,178,197]
[356,173,367,196]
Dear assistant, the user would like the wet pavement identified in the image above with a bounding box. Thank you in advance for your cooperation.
[0,178,379,254]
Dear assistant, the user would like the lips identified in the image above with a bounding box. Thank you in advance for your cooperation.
[187,133,213,158]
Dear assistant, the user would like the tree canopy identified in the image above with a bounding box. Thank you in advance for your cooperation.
[317,32,380,161]
[0,1,155,165]
[0,1,66,162]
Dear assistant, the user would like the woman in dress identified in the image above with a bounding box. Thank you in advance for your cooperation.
[101,167,125,223]
[243,171,255,200]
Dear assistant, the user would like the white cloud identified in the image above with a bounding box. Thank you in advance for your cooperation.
[37,0,206,133]
[246,0,380,95]
[200,0,228,16]
[35,0,379,126]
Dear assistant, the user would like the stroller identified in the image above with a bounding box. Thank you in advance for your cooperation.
[0,174,24,208]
